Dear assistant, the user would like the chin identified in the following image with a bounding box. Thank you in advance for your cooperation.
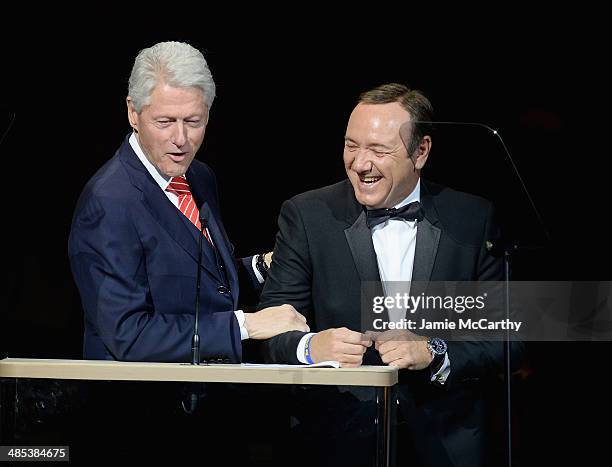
[163,164,188,178]
[355,193,384,209]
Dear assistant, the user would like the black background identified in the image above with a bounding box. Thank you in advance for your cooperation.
[1,10,610,465]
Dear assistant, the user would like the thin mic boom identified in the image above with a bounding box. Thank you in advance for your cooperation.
[407,120,550,243]
[0,111,16,148]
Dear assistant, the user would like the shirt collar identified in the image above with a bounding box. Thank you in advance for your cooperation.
[393,179,421,209]
[129,132,175,191]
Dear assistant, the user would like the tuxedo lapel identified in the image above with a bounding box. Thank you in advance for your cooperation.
[344,208,387,330]
[413,222,441,282]
[344,210,380,283]
[412,182,441,295]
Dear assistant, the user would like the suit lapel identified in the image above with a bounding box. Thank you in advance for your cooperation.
[411,217,441,296]
[186,167,238,306]
[412,182,441,295]
[199,202,239,307]
[118,141,221,281]
[344,210,380,283]
[176,210,219,271]
[344,202,386,330]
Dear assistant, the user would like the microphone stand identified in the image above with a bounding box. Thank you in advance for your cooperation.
[502,244,515,467]
[405,120,549,467]
[0,111,15,360]
[182,208,209,415]
[192,219,205,365]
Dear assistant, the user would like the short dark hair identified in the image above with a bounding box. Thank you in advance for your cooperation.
[359,83,434,156]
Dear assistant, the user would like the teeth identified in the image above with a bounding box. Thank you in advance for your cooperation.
[361,176,381,183]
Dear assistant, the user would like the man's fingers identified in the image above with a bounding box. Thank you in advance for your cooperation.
[335,328,362,343]
[334,341,369,356]
[339,361,363,368]
[377,340,398,356]
[380,347,404,365]
[363,330,380,343]
[385,358,407,369]
[337,328,371,345]
[339,353,364,365]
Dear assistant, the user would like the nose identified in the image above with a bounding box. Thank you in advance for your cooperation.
[351,148,373,173]
[171,122,187,148]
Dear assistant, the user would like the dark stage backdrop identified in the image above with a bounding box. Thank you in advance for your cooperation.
[1,15,609,465]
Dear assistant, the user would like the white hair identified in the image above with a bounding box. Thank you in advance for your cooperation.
[128,41,216,112]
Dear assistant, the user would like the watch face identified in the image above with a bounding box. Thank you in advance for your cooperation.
[429,338,447,355]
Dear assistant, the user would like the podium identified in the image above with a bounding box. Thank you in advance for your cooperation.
[1,359,398,466]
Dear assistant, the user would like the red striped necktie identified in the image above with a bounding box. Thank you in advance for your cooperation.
[166,176,212,245]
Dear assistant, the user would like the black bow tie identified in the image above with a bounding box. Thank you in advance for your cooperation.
[365,201,424,229]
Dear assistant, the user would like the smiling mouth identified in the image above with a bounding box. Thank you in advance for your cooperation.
[359,175,382,185]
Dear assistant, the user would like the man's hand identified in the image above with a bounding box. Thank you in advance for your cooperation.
[245,304,309,339]
[263,251,273,269]
[372,330,433,370]
[310,327,372,368]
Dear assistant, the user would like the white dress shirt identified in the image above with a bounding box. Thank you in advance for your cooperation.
[297,180,450,383]
[129,133,251,340]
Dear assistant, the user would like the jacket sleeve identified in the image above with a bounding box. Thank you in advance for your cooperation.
[238,255,264,293]
[68,194,242,363]
[259,199,313,363]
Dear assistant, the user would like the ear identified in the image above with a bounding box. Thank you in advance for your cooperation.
[413,135,432,170]
[126,96,139,133]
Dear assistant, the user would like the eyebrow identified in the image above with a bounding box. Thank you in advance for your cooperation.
[153,112,204,119]
[344,137,394,151]
[367,143,394,151]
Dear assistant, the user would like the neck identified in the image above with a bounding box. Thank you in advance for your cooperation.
[384,177,421,209]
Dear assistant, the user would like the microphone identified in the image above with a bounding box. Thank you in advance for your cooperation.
[183,204,210,415]
[485,240,520,258]
[192,204,210,365]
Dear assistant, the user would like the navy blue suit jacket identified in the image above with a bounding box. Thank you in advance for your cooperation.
[69,135,258,362]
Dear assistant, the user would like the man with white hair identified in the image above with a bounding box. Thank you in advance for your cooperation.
[69,41,308,363]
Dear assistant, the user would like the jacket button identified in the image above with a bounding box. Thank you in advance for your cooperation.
[217,285,229,294]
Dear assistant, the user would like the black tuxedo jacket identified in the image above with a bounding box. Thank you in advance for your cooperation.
[259,179,524,467]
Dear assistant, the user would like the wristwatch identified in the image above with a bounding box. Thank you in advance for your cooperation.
[426,337,447,370]
[255,253,269,279]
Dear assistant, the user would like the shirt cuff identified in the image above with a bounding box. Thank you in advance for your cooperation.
[296,333,316,364]
[252,256,265,284]
[430,353,451,384]
[234,310,249,340]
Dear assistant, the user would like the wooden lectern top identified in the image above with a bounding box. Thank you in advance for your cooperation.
[0,358,398,387]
